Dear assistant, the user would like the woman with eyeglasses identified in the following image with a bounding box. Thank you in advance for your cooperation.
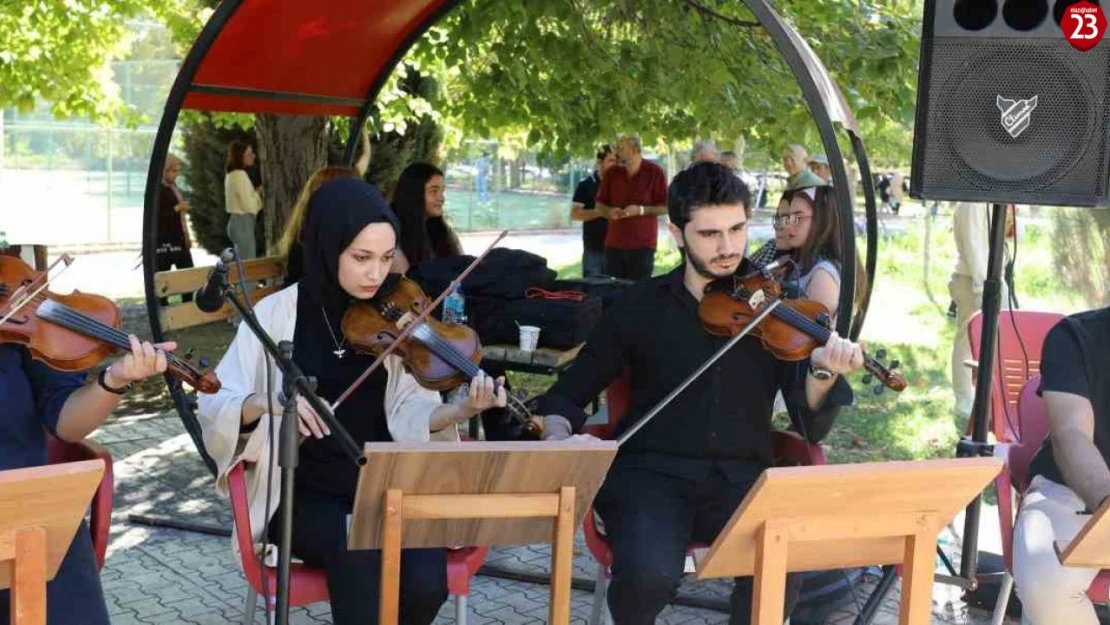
[770,185,849,321]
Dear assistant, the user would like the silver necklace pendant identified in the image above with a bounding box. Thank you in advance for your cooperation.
[321,305,347,359]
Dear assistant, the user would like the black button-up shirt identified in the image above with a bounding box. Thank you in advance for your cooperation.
[534,263,853,482]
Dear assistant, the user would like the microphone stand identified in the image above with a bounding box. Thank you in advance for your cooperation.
[214,273,365,625]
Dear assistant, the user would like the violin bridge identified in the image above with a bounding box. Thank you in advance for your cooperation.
[396,311,416,330]
[747,289,767,309]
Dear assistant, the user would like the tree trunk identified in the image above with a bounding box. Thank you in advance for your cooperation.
[254,114,329,255]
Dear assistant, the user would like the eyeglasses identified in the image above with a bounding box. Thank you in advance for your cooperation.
[773,212,812,228]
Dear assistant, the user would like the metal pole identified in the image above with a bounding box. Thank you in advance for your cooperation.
[958,202,1009,585]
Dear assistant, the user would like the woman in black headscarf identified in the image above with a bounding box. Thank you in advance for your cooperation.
[198,178,506,625]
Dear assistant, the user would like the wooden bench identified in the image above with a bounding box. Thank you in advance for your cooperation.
[1,244,49,271]
[154,256,286,331]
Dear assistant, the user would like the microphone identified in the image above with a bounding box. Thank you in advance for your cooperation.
[194,248,235,313]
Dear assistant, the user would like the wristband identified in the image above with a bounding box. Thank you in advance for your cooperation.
[98,368,133,395]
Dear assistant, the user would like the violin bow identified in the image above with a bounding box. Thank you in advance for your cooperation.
[0,254,76,327]
[330,230,509,412]
[616,298,783,447]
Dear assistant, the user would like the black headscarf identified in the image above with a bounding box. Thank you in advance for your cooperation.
[293,178,402,499]
[299,177,399,314]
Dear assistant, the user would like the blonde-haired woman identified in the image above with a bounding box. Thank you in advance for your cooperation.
[156,153,195,305]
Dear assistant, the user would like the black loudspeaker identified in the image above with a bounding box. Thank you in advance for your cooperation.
[910,0,1110,207]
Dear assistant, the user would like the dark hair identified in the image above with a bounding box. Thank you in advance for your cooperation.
[595,144,613,161]
[226,140,251,173]
[778,186,841,274]
[391,162,461,268]
[667,161,750,230]
[778,185,869,312]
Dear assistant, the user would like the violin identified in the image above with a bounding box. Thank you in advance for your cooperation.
[698,268,906,393]
[340,275,545,439]
[0,255,221,393]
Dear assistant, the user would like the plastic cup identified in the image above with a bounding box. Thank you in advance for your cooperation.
[518,325,541,351]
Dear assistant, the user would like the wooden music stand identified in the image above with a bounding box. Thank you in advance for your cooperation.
[0,460,105,625]
[347,440,617,625]
[693,458,1001,625]
[1058,493,1110,568]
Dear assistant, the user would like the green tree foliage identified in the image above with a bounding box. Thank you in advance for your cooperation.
[408,0,920,164]
[1051,208,1110,306]
[0,0,202,123]
[360,70,445,199]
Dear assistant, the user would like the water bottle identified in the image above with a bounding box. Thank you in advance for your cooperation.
[443,286,466,325]
[935,531,952,573]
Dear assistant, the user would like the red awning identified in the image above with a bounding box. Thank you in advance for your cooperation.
[182,0,453,116]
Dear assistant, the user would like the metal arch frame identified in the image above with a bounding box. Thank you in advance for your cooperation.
[143,0,880,476]
[742,0,879,342]
[142,0,246,476]
[341,0,467,164]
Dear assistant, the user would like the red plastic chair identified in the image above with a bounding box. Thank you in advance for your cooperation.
[581,372,827,625]
[991,374,1110,623]
[227,462,488,624]
[965,310,1063,443]
[46,434,114,570]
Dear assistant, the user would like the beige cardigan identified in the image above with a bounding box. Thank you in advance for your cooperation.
[224,169,262,216]
[196,285,456,566]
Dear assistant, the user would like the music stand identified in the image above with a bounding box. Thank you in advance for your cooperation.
[693,457,1001,625]
[348,440,617,625]
[1059,495,1110,568]
[0,460,105,625]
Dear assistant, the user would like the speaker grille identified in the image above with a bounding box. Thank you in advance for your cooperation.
[914,39,1110,206]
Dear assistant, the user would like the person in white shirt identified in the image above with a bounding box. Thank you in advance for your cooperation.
[197,178,506,625]
[224,141,263,260]
[949,202,1015,416]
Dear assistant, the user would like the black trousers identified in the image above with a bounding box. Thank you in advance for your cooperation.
[604,248,655,282]
[0,521,109,625]
[269,488,448,625]
[594,460,802,625]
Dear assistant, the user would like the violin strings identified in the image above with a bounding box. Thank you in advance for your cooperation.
[411,325,532,422]
[41,302,197,376]
[766,302,881,372]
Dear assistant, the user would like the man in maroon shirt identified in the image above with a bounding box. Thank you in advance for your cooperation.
[595,135,668,281]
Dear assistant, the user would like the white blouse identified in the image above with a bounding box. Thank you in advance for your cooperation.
[196,285,454,566]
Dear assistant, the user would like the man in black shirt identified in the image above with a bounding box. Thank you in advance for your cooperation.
[1013,306,1110,624]
[535,162,864,625]
[571,145,617,277]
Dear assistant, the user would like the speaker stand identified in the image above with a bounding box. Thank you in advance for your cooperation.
[955,202,1010,588]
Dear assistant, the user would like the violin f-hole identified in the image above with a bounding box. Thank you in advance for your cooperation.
[4,314,30,326]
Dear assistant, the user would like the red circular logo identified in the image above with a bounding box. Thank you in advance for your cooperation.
[1063,1,1107,52]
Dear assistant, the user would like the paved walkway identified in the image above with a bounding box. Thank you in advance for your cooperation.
[88,405,1013,625]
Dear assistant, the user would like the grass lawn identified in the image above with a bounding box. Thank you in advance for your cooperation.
[124,208,1090,467]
